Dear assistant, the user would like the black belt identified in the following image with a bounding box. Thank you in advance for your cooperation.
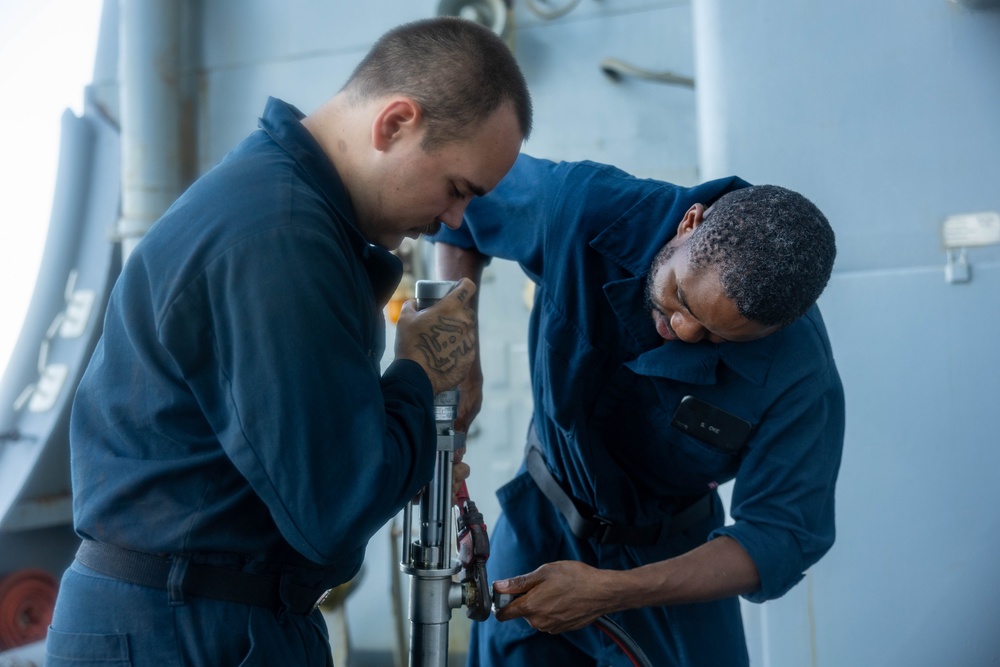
[75,540,331,615]
[524,424,714,546]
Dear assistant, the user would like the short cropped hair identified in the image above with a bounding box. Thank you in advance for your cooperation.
[688,185,836,328]
[342,17,532,149]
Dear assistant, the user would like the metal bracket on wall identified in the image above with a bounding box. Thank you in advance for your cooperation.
[942,211,1000,284]
[944,248,971,284]
[599,57,695,88]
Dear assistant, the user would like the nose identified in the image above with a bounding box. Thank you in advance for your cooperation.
[669,311,710,344]
[438,200,470,230]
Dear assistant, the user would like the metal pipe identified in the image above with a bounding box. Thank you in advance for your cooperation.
[402,280,467,667]
[117,0,184,260]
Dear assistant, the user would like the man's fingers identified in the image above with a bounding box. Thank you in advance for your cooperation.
[494,572,536,594]
[445,277,476,304]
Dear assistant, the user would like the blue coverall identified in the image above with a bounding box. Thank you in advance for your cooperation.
[46,98,437,666]
[434,156,846,666]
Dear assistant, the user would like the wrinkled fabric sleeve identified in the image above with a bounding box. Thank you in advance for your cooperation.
[432,154,560,281]
[434,154,669,285]
[710,363,845,602]
[160,224,436,565]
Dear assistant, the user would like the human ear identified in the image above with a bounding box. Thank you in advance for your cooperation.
[371,97,421,151]
[674,204,706,241]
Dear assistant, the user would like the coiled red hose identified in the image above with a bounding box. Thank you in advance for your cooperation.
[0,568,58,650]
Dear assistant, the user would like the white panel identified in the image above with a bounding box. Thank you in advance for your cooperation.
[942,211,1000,249]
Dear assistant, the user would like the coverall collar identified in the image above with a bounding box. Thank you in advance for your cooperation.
[259,97,356,232]
[258,97,402,305]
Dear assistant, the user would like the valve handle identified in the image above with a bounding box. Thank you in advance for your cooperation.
[457,497,491,621]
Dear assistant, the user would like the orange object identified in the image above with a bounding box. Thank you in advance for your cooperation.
[0,568,58,650]
[386,297,405,325]
[386,274,415,325]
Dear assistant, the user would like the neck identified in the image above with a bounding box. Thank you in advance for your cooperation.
[301,95,372,222]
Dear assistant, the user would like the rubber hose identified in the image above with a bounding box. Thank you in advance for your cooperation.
[594,615,654,667]
[0,568,58,650]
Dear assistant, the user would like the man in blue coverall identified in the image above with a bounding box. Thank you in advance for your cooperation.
[46,18,532,667]
[435,155,844,666]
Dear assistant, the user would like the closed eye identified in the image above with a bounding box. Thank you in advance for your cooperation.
[676,287,693,316]
[456,177,487,199]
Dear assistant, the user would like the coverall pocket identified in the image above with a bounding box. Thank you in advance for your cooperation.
[45,627,131,665]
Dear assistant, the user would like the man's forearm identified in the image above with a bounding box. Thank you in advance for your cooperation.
[434,242,490,431]
[614,535,761,611]
[436,242,488,303]
[492,535,761,633]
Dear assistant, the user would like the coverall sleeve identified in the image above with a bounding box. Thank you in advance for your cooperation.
[710,342,845,602]
[160,224,436,565]
[435,154,673,287]
[434,154,558,280]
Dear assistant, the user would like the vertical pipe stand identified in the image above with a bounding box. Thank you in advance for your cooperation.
[400,281,467,667]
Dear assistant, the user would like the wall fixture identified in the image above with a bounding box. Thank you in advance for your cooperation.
[437,0,512,39]
[600,57,695,88]
[525,0,584,20]
[942,211,1000,283]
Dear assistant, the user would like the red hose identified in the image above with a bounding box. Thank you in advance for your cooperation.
[594,615,654,667]
[0,568,58,650]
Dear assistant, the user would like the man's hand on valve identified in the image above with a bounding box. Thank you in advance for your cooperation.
[492,561,622,634]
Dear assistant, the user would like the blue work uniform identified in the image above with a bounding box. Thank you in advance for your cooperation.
[434,155,845,667]
[46,98,437,666]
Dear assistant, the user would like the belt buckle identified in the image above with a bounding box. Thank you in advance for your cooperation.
[311,588,332,612]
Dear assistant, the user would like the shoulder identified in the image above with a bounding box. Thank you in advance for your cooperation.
[769,305,840,388]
